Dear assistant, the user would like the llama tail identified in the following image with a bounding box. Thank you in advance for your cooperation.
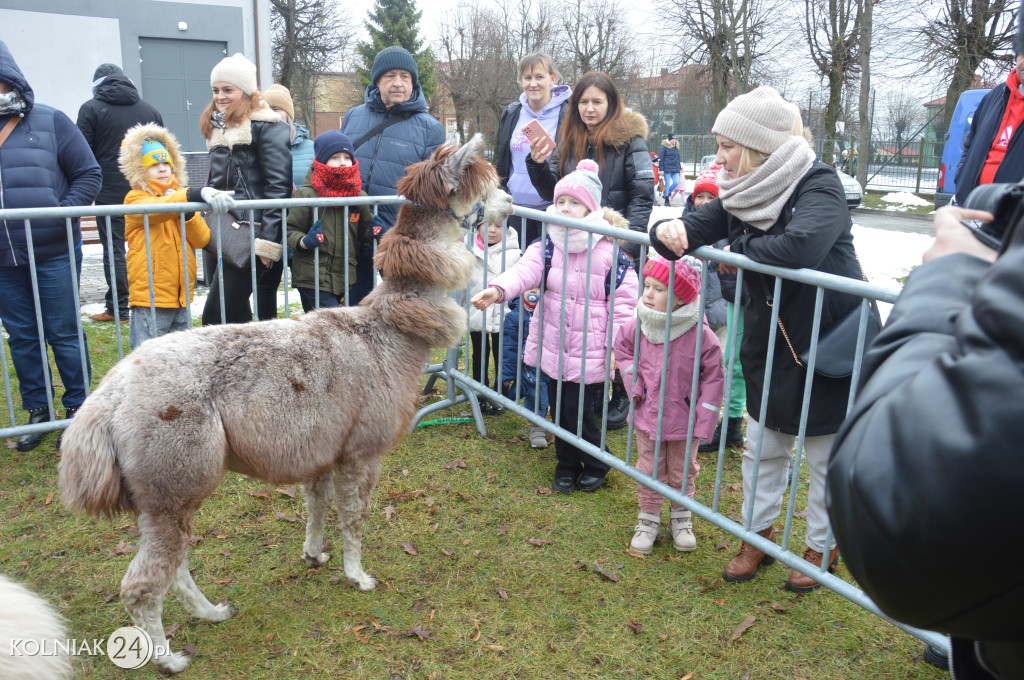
[58,398,133,518]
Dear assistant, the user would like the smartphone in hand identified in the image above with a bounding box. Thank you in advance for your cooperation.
[521,121,555,150]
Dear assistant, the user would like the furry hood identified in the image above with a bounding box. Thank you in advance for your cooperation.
[602,206,629,229]
[206,104,282,150]
[661,139,678,149]
[602,110,649,150]
[119,123,188,191]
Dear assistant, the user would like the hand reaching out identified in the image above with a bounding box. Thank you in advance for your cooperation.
[654,219,689,257]
[924,206,998,263]
[471,288,501,310]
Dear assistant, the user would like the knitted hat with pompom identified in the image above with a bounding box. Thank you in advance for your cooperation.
[643,254,701,305]
[553,159,602,213]
[692,164,721,200]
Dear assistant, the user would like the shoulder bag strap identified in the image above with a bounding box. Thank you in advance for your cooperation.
[0,116,20,149]
[352,111,415,151]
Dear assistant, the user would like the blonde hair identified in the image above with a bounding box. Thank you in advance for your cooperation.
[737,146,771,176]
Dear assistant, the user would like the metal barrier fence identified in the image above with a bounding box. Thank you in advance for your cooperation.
[0,196,948,655]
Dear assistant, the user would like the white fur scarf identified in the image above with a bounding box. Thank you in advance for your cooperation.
[636,299,701,345]
[545,207,607,253]
[718,136,815,231]
[205,105,281,150]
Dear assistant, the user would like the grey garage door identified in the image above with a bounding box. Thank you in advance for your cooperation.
[140,38,226,153]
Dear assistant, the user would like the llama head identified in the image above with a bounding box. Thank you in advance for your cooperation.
[396,133,506,226]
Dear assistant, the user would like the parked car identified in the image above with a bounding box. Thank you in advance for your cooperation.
[698,154,717,173]
[837,170,863,210]
[935,88,992,209]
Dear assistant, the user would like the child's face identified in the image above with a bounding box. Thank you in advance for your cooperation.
[555,195,589,219]
[478,222,503,245]
[326,152,353,167]
[642,276,683,313]
[693,191,716,209]
[147,162,172,183]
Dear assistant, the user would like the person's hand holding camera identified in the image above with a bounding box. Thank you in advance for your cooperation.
[924,206,998,264]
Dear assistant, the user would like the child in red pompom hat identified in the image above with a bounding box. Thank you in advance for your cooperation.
[613,255,724,554]
[689,164,721,212]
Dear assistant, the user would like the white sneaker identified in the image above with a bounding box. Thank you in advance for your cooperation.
[529,423,548,448]
[670,509,696,552]
[629,511,661,554]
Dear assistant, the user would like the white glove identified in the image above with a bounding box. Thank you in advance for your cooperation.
[200,187,236,214]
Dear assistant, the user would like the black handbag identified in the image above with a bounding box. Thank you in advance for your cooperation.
[203,216,257,270]
[794,300,882,378]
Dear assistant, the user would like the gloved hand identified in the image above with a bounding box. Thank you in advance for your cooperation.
[200,187,236,214]
[368,215,388,241]
[300,220,325,251]
[356,242,374,258]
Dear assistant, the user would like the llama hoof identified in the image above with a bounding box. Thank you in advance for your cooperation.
[154,650,192,675]
[349,572,379,591]
[210,602,238,622]
[302,551,330,567]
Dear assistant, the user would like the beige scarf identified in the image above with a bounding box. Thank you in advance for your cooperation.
[718,136,815,231]
[636,299,701,345]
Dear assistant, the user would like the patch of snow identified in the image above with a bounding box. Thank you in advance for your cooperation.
[880,191,930,207]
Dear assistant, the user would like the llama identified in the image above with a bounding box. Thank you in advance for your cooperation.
[58,134,511,674]
[0,575,73,680]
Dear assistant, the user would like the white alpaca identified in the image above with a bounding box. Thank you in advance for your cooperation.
[0,574,73,680]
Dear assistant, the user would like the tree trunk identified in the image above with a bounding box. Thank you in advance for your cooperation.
[856,0,871,188]
[822,70,844,166]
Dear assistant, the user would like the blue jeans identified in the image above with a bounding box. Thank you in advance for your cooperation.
[663,173,680,198]
[0,249,91,411]
[297,286,342,313]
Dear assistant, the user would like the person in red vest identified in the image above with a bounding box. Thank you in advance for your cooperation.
[954,43,1024,205]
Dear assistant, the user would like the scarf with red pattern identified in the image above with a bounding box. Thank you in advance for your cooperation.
[310,159,362,198]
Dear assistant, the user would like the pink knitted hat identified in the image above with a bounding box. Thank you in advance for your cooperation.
[643,255,701,304]
[692,164,721,200]
[553,159,602,213]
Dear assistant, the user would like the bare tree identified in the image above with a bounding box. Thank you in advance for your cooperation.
[880,90,926,152]
[270,0,352,125]
[495,0,562,66]
[855,0,873,188]
[916,0,1016,132]
[804,0,861,165]
[557,0,639,82]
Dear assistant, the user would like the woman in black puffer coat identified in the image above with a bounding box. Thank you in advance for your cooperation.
[200,53,292,325]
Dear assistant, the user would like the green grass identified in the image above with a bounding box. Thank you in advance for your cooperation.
[859,190,934,215]
[1,324,944,679]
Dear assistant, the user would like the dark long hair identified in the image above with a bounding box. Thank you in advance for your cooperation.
[557,71,623,166]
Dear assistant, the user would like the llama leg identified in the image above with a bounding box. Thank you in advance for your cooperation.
[168,556,237,622]
[333,457,383,591]
[302,471,334,567]
[120,513,193,674]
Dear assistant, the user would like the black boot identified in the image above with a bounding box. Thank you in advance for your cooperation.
[724,417,744,447]
[56,406,79,450]
[698,420,723,453]
[16,407,53,452]
[604,376,629,431]
[664,196,671,207]
[923,643,949,670]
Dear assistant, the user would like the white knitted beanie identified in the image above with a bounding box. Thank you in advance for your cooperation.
[712,86,796,155]
[210,53,258,95]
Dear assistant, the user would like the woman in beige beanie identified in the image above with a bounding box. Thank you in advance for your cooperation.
[649,86,865,593]
[199,53,291,325]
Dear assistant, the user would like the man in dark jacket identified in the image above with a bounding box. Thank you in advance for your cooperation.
[954,48,1024,205]
[0,40,102,451]
[76,63,163,322]
[340,46,445,304]
[828,204,1024,679]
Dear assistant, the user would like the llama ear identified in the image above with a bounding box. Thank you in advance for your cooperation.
[445,133,483,180]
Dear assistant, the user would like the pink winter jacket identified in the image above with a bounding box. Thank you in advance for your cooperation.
[489,211,638,385]
[613,314,725,441]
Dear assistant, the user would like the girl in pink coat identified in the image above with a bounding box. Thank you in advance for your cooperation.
[472,159,638,494]
[613,255,724,553]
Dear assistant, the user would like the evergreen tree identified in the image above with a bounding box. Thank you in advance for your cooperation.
[356,0,437,102]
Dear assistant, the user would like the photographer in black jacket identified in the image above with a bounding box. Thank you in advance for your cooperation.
[828,202,1024,678]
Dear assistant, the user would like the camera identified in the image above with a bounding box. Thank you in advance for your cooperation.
[962,181,1024,251]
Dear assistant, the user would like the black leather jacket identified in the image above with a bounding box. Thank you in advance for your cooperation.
[206,108,292,244]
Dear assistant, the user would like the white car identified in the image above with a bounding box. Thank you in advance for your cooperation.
[836,170,863,210]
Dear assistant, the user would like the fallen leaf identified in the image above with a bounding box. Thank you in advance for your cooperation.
[729,482,741,491]
[401,469,410,477]
[328,576,342,585]
[111,541,136,556]
[182,642,199,656]
[572,560,586,570]
[189,535,202,546]
[212,577,235,584]
[274,512,300,523]
[350,625,369,643]
[165,623,181,638]
[266,633,276,643]
[534,486,552,495]
[495,585,508,600]
[715,598,726,605]
[496,525,509,535]
[714,541,731,551]
[44,493,53,505]
[276,486,297,499]
[527,538,551,547]
[760,599,789,613]
[626,621,643,634]
[385,505,396,520]
[729,615,757,642]
[6,508,20,519]
[462,538,470,545]
[441,549,454,557]
[405,626,440,641]
[593,563,620,583]
[698,575,722,589]
[424,496,435,507]
[247,488,273,499]
[681,673,695,680]
[444,458,467,470]
[481,644,504,652]
[402,541,419,555]
[470,622,481,642]
[269,644,286,654]
[625,548,647,558]
[216,534,228,539]
[658,633,668,640]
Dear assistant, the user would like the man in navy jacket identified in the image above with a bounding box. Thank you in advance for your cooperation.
[0,40,101,451]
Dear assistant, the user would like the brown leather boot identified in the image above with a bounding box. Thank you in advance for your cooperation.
[722,526,776,583]
[785,546,840,593]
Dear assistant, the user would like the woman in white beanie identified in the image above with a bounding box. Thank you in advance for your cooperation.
[649,86,865,593]
[200,53,292,325]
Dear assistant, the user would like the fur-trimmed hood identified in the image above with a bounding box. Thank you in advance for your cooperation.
[602,206,629,229]
[119,123,188,191]
[206,104,282,150]
[602,110,649,150]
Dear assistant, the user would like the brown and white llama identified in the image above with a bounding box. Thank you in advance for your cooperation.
[58,134,511,674]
